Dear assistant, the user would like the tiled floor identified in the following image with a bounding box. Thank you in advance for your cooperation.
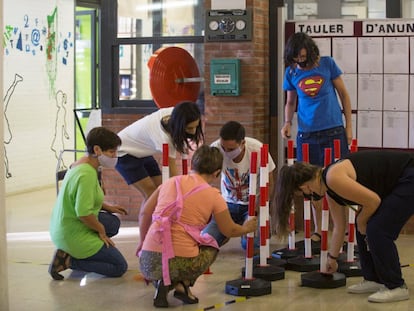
[6,186,414,310]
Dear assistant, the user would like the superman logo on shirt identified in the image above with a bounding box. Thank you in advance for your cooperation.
[298,76,324,97]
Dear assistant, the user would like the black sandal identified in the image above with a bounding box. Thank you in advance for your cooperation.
[173,281,199,304]
[48,249,70,281]
[153,280,169,308]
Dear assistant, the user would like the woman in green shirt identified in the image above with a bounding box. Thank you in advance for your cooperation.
[49,127,128,280]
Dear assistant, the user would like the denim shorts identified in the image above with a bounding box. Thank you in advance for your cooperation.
[296,126,349,166]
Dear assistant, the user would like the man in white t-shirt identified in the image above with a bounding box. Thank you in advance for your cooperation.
[203,121,276,249]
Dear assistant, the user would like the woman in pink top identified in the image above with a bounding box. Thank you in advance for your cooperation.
[138,145,258,308]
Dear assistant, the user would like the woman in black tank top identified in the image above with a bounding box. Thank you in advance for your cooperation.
[272,150,414,303]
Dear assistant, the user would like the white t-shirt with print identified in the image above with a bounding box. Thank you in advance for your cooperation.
[211,137,276,205]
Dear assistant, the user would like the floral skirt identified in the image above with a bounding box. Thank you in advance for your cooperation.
[139,246,218,285]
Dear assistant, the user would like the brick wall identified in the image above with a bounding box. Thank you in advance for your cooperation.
[102,0,273,222]
[101,113,143,222]
[204,0,270,146]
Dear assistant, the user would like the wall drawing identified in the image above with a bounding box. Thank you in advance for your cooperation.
[3,73,24,178]
[50,90,69,170]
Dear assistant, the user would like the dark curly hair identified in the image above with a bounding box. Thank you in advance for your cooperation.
[284,32,320,68]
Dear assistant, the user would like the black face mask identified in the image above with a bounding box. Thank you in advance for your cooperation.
[303,192,324,201]
[186,133,195,140]
[297,60,307,68]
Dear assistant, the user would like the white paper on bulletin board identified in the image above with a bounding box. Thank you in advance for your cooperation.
[383,111,408,148]
[357,110,383,148]
[411,38,414,74]
[358,37,383,73]
[383,74,409,111]
[341,74,358,110]
[332,37,357,73]
[384,37,409,74]
[352,114,357,142]
[313,37,331,57]
[343,113,357,143]
[410,75,414,111]
[211,0,245,9]
[290,114,298,148]
[409,111,414,148]
[357,74,383,110]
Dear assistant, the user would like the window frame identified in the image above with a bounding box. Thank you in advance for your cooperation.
[100,0,205,114]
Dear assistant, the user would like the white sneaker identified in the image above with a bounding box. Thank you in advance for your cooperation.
[368,284,409,303]
[347,280,385,294]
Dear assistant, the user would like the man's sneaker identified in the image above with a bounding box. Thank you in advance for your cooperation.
[348,280,385,294]
[368,284,409,303]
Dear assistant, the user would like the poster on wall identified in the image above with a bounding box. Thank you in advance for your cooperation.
[3,0,75,193]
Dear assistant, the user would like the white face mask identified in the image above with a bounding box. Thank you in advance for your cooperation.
[98,154,118,168]
[224,147,242,160]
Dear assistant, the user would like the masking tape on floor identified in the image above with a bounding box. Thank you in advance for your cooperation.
[196,296,249,311]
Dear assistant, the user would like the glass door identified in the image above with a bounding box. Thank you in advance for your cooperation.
[75,7,99,151]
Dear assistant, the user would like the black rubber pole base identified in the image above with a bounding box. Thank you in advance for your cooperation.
[338,260,362,277]
[286,255,321,272]
[301,271,346,289]
[242,264,285,281]
[225,278,272,296]
[295,240,321,254]
[272,247,303,260]
[252,256,287,268]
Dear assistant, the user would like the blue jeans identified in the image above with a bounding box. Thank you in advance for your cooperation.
[70,212,128,277]
[296,126,349,166]
[356,167,414,289]
[202,203,260,249]
[70,245,128,277]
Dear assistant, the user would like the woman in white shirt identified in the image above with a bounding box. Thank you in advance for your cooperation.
[116,101,203,201]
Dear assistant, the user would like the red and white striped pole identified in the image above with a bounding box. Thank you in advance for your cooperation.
[347,140,358,262]
[264,144,271,258]
[334,139,341,161]
[287,140,296,250]
[302,143,312,258]
[181,153,188,175]
[320,148,332,273]
[162,143,169,183]
[245,152,258,279]
[333,138,346,253]
[351,139,358,151]
[259,145,269,266]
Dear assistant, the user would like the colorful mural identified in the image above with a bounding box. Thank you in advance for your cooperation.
[3,6,73,95]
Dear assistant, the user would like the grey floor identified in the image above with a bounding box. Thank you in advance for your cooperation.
[6,186,414,311]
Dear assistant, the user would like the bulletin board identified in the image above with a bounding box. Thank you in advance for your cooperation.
[285,19,414,151]
[3,0,75,193]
